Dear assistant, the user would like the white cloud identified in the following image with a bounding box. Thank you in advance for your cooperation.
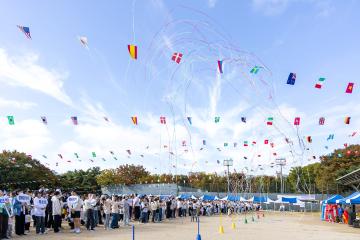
[252,0,290,15]
[0,97,37,110]
[0,49,72,106]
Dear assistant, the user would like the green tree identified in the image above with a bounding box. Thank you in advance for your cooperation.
[59,167,101,193]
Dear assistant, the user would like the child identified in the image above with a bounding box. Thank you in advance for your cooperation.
[34,191,48,234]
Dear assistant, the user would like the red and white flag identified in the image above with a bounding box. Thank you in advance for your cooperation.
[172,53,183,64]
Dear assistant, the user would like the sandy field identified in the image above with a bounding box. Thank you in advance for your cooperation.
[13,212,359,240]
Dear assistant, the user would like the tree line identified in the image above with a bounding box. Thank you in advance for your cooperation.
[0,145,359,194]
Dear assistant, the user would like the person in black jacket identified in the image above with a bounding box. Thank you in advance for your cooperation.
[45,191,53,229]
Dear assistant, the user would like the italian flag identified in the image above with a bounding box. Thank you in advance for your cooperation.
[244,141,248,147]
[315,77,325,89]
[267,117,273,125]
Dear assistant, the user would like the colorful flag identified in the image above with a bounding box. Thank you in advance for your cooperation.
[270,142,274,148]
[351,132,357,137]
[128,44,137,59]
[294,117,300,126]
[217,60,223,73]
[7,116,15,125]
[241,117,246,123]
[224,143,228,147]
[92,152,96,157]
[41,116,47,125]
[187,117,192,125]
[214,116,220,123]
[344,116,351,124]
[345,82,354,93]
[319,117,325,125]
[287,73,296,85]
[104,117,109,122]
[113,157,118,160]
[160,116,166,124]
[71,116,78,125]
[250,66,261,74]
[131,116,138,125]
[74,153,79,158]
[126,149,131,155]
[217,160,220,164]
[264,139,269,144]
[344,143,348,148]
[79,36,88,48]
[327,134,334,141]
[42,155,47,159]
[306,136,312,143]
[58,154,63,159]
[252,141,257,145]
[17,25,31,39]
[182,140,187,147]
[267,117,273,125]
[233,142,238,147]
[315,77,326,89]
[273,152,277,156]
[202,140,206,145]
[171,52,183,64]
[244,141,248,147]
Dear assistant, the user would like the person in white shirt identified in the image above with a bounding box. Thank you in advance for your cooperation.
[34,191,48,235]
[133,195,141,220]
[123,197,130,226]
[51,191,62,233]
[140,199,149,223]
[84,193,96,231]
[110,196,120,229]
[68,191,83,234]
[101,195,112,230]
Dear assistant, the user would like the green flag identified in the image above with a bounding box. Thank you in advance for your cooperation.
[215,116,220,123]
[74,153,79,158]
[92,152,96,157]
[113,157,118,160]
[224,143,228,147]
[7,116,14,125]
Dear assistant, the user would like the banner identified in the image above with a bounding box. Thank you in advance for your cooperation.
[17,194,31,203]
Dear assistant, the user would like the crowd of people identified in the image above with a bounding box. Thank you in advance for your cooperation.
[0,188,261,239]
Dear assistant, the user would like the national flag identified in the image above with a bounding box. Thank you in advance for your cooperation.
[306,136,312,143]
[267,117,273,125]
[241,117,246,123]
[327,134,334,141]
[131,116,138,125]
[71,116,78,125]
[351,132,357,137]
[217,160,220,164]
[315,77,326,89]
[42,155,47,159]
[187,117,192,125]
[171,52,183,64]
[7,116,15,125]
[160,116,166,124]
[215,116,220,123]
[202,140,206,145]
[344,116,351,124]
[344,143,348,148]
[102,158,106,161]
[74,153,79,158]
[92,152,96,157]
[287,73,296,85]
[17,25,31,39]
[345,82,354,94]
[182,140,186,147]
[250,66,261,74]
[270,142,274,148]
[41,116,47,125]
[58,154,63,159]
[217,60,223,73]
[264,139,269,144]
[273,152,277,156]
[252,141,257,145]
[113,157,118,160]
[127,44,137,59]
[294,117,300,126]
[244,141,248,147]
[104,117,109,122]
[126,149,131,155]
[224,143,228,147]
[110,151,114,155]
[319,117,325,125]
[233,142,237,147]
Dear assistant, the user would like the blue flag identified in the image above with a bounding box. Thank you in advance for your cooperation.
[287,73,296,85]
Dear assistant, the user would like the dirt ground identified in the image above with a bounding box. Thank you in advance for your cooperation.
[13,212,359,240]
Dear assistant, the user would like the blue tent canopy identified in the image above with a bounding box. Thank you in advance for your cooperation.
[178,194,192,200]
[253,196,267,203]
[227,195,240,201]
[282,197,297,203]
[324,195,343,204]
[337,192,360,204]
[201,195,216,201]
[349,195,360,204]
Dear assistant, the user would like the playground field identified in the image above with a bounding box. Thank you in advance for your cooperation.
[15,212,359,240]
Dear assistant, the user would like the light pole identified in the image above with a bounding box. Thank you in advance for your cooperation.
[275,158,286,193]
[223,159,233,194]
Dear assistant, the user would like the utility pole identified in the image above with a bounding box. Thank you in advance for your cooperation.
[223,159,233,194]
[275,158,286,194]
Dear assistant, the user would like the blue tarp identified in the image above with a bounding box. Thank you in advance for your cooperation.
[282,197,297,203]
[337,192,360,204]
[349,194,360,204]
[253,196,267,203]
[178,194,191,200]
[201,195,216,201]
[159,195,171,200]
[227,195,240,201]
[324,195,343,204]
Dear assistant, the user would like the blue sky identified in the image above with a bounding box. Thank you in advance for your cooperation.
[0,0,359,175]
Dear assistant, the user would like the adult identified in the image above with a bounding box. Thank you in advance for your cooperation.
[101,195,112,230]
[68,191,83,233]
[0,190,10,239]
[12,190,26,236]
[51,191,62,233]
[133,194,141,221]
[84,193,96,231]
[110,195,120,229]
[34,191,47,235]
